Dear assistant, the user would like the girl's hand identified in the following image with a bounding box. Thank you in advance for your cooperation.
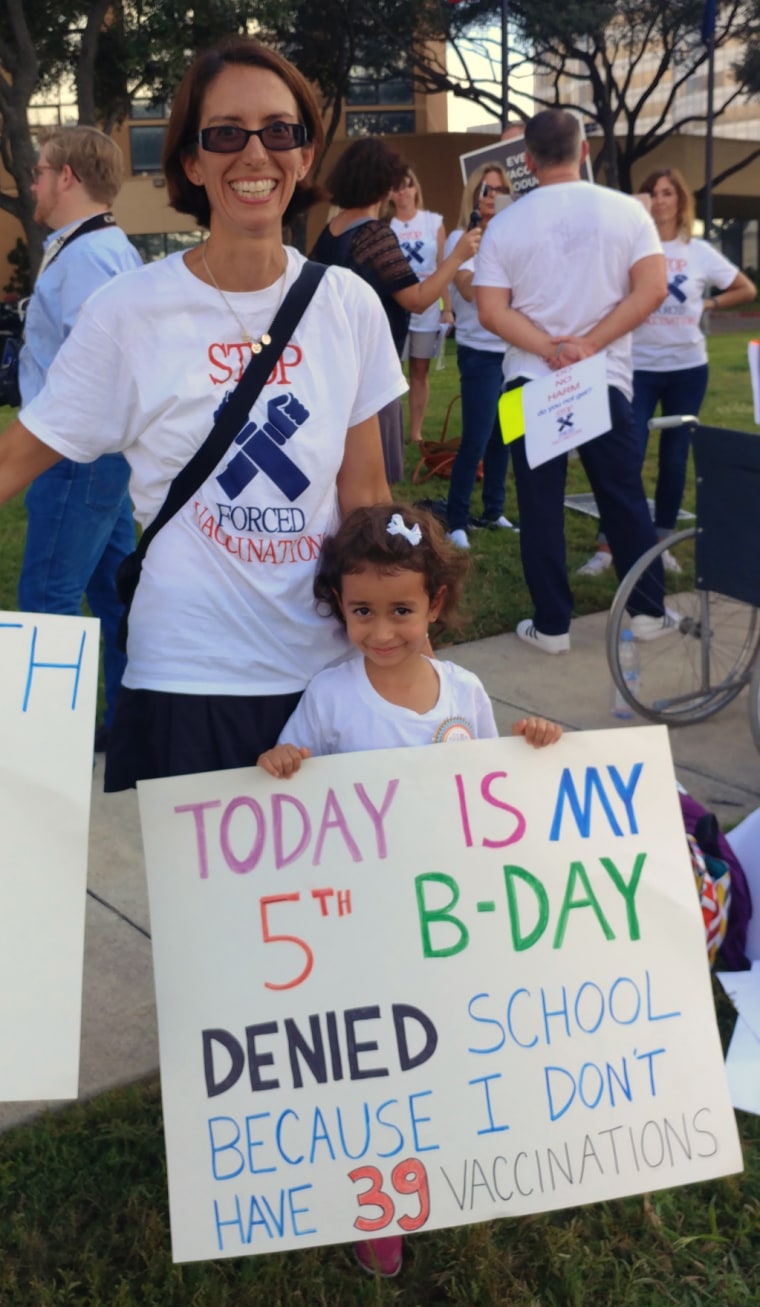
[257,743,311,777]
[511,717,563,748]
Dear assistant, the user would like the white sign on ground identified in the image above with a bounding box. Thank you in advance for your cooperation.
[138,727,742,1265]
[0,611,99,1100]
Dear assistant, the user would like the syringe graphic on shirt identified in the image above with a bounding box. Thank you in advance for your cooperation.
[216,392,311,501]
[667,273,688,304]
[400,239,425,265]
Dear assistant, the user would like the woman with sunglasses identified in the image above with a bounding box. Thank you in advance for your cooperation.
[310,137,480,483]
[578,166,755,577]
[445,164,516,549]
[0,37,404,789]
[388,167,453,444]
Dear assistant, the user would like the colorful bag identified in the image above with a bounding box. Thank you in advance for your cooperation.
[687,833,731,966]
[679,792,752,970]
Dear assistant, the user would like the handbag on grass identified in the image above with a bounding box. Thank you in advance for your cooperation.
[115,261,326,651]
[412,392,483,485]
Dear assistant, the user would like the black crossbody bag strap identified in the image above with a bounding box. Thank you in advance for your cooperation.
[115,260,326,648]
[137,260,325,564]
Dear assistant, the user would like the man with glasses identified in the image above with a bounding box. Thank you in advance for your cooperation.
[19,126,142,750]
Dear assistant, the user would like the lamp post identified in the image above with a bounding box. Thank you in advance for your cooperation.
[501,0,509,130]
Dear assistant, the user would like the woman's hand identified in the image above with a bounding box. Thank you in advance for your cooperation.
[454,226,482,262]
[511,717,564,748]
[257,743,311,777]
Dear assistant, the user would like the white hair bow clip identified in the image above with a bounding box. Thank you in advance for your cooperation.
[387,513,422,545]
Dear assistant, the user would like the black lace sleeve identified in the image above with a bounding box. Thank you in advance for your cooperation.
[351,221,419,294]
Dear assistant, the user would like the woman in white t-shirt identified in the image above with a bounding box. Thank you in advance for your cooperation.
[579,167,755,576]
[389,168,453,443]
[445,164,517,549]
[0,37,405,790]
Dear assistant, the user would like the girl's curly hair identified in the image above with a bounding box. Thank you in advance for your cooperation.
[314,502,469,631]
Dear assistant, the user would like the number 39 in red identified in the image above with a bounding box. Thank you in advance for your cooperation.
[348,1158,430,1233]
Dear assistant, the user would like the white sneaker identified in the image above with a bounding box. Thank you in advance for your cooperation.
[472,514,519,532]
[516,619,570,654]
[661,548,682,574]
[577,550,613,576]
[446,528,470,550]
[629,608,680,642]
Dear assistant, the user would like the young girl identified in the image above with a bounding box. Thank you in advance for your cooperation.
[257,501,562,1277]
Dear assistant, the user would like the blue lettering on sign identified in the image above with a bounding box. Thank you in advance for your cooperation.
[1,620,87,711]
[549,765,643,840]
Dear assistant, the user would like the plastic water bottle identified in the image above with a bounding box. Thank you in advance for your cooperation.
[611,630,640,719]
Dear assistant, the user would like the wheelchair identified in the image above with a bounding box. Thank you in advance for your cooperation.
[606,419,760,735]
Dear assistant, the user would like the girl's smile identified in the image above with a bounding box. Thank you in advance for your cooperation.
[339,565,443,675]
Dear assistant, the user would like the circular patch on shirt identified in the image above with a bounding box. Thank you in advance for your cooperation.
[433,716,476,743]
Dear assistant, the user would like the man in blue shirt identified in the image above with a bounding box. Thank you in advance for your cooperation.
[18,126,142,749]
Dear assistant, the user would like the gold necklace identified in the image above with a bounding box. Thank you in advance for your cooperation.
[201,242,287,354]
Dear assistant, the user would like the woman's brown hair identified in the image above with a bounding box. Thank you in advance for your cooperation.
[163,36,325,228]
[323,138,409,210]
[639,167,695,241]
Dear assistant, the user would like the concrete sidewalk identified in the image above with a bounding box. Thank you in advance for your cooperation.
[1,611,757,1133]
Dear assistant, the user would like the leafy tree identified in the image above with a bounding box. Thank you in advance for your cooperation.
[0,1,256,273]
[361,0,760,192]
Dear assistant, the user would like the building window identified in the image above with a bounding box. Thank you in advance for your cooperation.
[346,72,414,106]
[129,231,201,262]
[346,110,415,136]
[130,97,168,120]
[129,124,167,173]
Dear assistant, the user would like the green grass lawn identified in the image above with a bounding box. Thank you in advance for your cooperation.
[1,335,759,1305]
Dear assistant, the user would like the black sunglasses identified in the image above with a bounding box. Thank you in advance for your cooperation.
[197,122,308,154]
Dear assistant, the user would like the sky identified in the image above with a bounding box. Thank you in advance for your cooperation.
[445,25,534,133]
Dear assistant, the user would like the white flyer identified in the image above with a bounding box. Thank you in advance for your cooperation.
[523,354,611,469]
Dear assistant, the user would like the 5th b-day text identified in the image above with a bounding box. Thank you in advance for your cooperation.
[174,761,647,987]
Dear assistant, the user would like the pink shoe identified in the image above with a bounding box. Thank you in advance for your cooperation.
[354,1235,403,1277]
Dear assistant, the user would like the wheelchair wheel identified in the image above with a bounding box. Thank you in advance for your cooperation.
[606,528,760,725]
[749,651,760,753]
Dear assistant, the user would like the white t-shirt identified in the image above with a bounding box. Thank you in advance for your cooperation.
[632,237,739,372]
[444,229,506,354]
[20,248,405,696]
[277,654,498,754]
[475,182,663,400]
[391,209,443,332]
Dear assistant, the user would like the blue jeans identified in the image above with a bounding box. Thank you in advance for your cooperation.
[510,385,663,634]
[18,455,135,727]
[632,365,709,533]
[446,345,509,531]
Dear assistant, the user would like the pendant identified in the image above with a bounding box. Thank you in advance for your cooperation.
[260,331,272,347]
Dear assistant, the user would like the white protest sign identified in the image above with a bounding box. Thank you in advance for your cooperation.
[0,610,98,1100]
[138,726,742,1265]
[523,354,611,468]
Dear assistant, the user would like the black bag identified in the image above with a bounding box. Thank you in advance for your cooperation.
[115,261,327,651]
[0,305,23,408]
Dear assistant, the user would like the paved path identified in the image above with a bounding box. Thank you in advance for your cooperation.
[1,612,757,1132]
